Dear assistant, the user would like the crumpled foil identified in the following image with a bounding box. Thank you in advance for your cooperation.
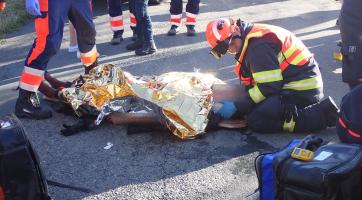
[60,64,224,140]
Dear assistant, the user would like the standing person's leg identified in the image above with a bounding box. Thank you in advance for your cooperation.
[68,22,78,52]
[135,0,157,56]
[16,0,68,119]
[69,0,98,74]
[107,0,124,45]
[185,0,199,36]
[340,0,362,89]
[129,0,137,41]
[126,0,144,51]
[168,0,182,36]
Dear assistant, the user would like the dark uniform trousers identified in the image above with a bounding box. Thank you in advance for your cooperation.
[340,0,362,89]
[20,0,97,92]
[169,0,200,27]
[107,0,137,34]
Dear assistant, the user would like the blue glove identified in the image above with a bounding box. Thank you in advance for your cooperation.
[217,101,238,119]
[26,0,41,16]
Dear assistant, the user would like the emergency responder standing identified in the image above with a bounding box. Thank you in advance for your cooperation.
[107,0,137,45]
[126,0,157,56]
[168,0,200,36]
[340,0,362,89]
[206,18,339,133]
[15,0,99,120]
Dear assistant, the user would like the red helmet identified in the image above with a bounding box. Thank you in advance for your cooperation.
[205,18,235,59]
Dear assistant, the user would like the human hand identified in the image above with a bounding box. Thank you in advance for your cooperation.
[217,101,237,119]
[25,0,41,16]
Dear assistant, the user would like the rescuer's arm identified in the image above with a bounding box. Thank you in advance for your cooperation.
[244,42,283,105]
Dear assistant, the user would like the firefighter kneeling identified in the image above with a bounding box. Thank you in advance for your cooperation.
[206,18,339,133]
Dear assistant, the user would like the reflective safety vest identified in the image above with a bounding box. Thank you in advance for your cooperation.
[234,24,313,86]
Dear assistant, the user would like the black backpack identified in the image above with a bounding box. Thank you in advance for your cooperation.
[337,84,362,144]
[0,114,51,200]
[254,135,362,200]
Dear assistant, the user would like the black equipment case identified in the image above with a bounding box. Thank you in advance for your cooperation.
[255,135,362,200]
[0,114,50,200]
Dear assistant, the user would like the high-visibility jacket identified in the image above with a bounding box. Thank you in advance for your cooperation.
[234,24,323,105]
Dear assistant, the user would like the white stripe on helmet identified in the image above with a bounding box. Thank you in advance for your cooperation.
[212,18,231,41]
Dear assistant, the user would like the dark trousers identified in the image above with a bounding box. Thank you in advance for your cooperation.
[25,0,95,71]
[107,0,136,33]
[349,82,362,90]
[170,0,200,15]
[247,95,327,133]
[134,0,153,42]
[340,0,362,86]
[169,0,200,26]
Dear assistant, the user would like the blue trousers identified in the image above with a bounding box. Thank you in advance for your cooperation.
[133,0,154,42]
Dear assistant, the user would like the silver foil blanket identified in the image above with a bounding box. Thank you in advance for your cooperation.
[60,64,224,140]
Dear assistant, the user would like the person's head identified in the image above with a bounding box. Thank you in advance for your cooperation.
[205,18,243,59]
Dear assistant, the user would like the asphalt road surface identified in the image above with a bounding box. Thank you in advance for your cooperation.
[0,0,345,199]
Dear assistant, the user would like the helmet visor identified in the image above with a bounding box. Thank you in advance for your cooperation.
[210,36,232,59]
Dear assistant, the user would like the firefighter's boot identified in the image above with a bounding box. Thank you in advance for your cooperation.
[15,88,52,120]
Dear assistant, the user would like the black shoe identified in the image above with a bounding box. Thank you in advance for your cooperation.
[126,40,143,51]
[320,96,339,127]
[135,41,157,56]
[186,25,196,36]
[84,59,98,74]
[15,89,52,120]
[167,25,180,36]
[110,31,123,45]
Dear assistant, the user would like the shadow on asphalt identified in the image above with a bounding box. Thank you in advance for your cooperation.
[150,0,289,22]
[0,8,340,87]
[41,117,277,198]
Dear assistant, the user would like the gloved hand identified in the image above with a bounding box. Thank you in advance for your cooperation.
[216,101,238,119]
[26,0,41,16]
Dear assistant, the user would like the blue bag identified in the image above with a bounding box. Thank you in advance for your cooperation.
[255,139,301,200]
[254,135,362,200]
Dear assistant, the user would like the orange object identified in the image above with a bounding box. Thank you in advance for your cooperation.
[169,18,182,24]
[80,47,98,66]
[109,16,124,31]
[26,0,49,66]
[19,67,45,92]
[130,13,137,27]
[233,24,312,85]
[205,18,235,48]
[110,19,124,27]
[0,2,6,11]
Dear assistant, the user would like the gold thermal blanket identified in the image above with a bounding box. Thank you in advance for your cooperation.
[60,64,224,139]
